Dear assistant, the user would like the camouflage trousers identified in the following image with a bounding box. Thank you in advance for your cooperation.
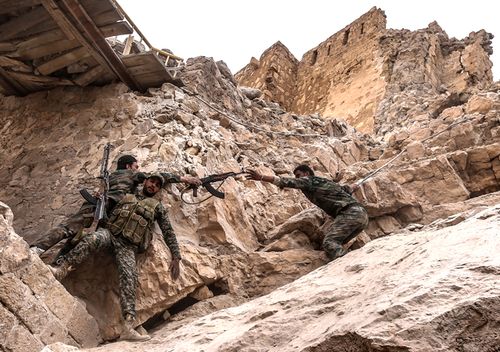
[33,201,95,250]
[62,228,139,319]
[323,204,369,261]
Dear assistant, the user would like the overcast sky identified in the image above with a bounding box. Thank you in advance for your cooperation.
[118,0,499,80]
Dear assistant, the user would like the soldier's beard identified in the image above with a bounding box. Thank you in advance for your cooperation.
[143,188,156,197]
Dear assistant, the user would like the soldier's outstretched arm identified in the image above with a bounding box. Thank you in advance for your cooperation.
[158,172,201,186]
[246,169,312,190]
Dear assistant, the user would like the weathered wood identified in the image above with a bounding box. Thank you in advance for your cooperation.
[0,0,42,15]
[72,65,105,86]
[0,6,50,41]
[92,9,123,27]
[122,35,133,55]
[18,40,81,60]
[121,52,165,67]
[15,21,132,57]
[12,20,60,41]
[0,56,32,72]
[80,0,116,16]
[0,42,16,53]
[61,0,141,90]
[8,70,73,90]
[40,0,115,78]
[36,46,90,75]
[0,67,28,95]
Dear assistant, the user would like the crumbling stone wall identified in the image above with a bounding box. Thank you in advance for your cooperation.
[236,7,493,135]
[236,41,298,110]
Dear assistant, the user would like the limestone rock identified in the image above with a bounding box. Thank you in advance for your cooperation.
[83,204,500,352]
[239,86,262,100]
[0,202,100,351]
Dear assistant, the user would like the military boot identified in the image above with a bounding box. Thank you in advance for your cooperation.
[326,247,347,261]
[49,260,73,281]
[120,315,151,342]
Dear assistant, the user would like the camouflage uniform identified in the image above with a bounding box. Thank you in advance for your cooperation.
[274,176,369,260]
[33,170,182,251]
[60,193,181,319]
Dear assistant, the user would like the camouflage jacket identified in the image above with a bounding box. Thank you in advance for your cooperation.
[134,193,181,259]
[273,176,361,217]
[107,169,181,203]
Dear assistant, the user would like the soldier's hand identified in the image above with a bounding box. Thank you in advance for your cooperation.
[246,169,263,181]
[170,257,181,280]
[181,175,202,186]
[350,183,360,192]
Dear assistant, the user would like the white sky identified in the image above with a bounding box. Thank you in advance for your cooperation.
[118,0,499,80]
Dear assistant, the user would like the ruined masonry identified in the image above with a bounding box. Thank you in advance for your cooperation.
[236,7,494,134]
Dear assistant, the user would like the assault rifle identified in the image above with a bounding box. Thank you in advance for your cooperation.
[181,171,247,204]
[79,143,113,225]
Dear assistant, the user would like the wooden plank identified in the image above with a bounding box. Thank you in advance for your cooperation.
[17,40,81,60]
[35,46,90,75]
[122,52,164,67]
[13,18,60,41]
[15,21,132,56]
[0,67,29,95]
[0,6,50,41]
[16,28,70,53]
[92,9,123,27]
[40,0,115,79]
[60,0,141,90]
[0,42,16,53]
[8,70,73,90]
[122,35,133,55]
[126,63,166,76]
[0,0,42,15]
[72,65,105,86]
[100,21,133,38]
[0,56,32,72]
[80,0,116,16]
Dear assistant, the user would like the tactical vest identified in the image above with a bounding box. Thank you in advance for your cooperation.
[107,194,160,251]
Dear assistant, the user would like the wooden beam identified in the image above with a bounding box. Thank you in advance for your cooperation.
[17,40,81,60]
[15,21,133,57]
[72,65,105,86]
[0,0,42,15]
[0,42,16,53]
[0,67,29,95]
[11,20,59,41]
[122,35,133,55]
[80,0,116,16]
[0,56,32,72]
[59,0,142,90]
[92,9,123,27]
[0,6,50,41]
[36,46,90,75]
[40,0,117,80]
[8,70,73,90]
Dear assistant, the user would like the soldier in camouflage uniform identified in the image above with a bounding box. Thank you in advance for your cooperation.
[247,165,368,261]
[51,174,181,341]
[32,155,200,257]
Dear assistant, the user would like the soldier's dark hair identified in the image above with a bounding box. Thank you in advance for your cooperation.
[117,155,137,170]
[293,164,315,176]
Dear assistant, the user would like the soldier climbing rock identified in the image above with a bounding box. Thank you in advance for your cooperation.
[247,164,369,261]
[50,174,182,341]
[32,154,200,259]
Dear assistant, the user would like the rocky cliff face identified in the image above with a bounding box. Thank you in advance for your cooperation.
[0,41,499,352]
[0,202,99,350]
[236,7,494,134]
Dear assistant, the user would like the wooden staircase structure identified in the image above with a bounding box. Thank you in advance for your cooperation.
[0,0,183,96]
